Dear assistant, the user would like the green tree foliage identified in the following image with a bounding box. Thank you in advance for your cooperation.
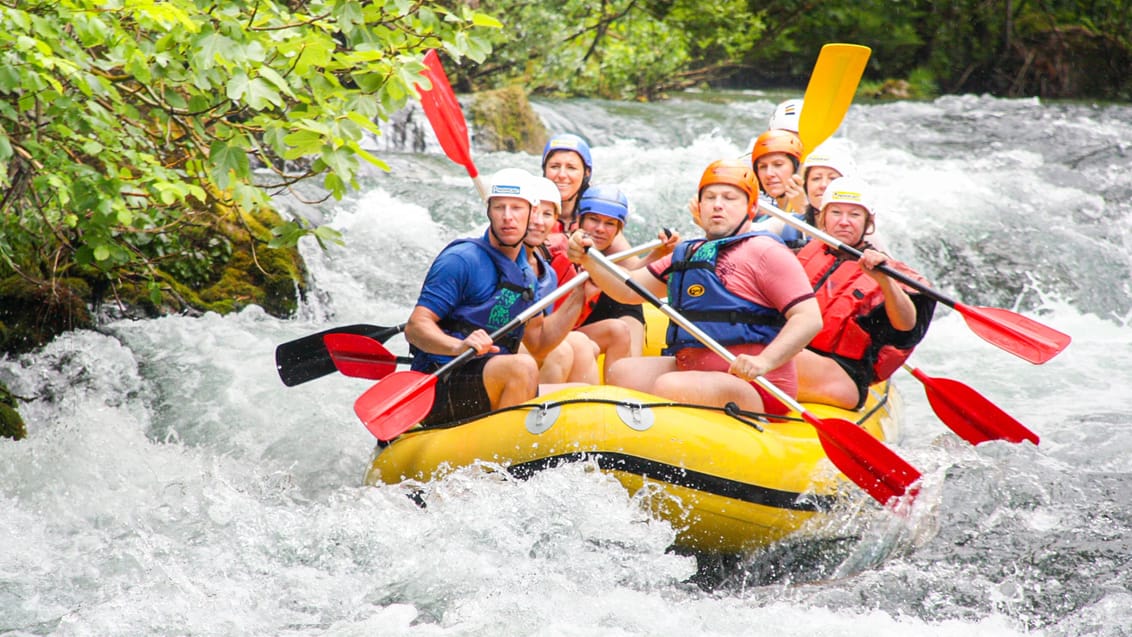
[463,0,764,99]
[0,0,497,305]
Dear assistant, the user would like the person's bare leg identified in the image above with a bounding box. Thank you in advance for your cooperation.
[607,356,678,394]
[577,319,631,379]
[618,315,645,358]
[793,349,859,409]
[536,340,574,384]
[565,331,600,384]
[482,354,540,408]
[651,370,767,412]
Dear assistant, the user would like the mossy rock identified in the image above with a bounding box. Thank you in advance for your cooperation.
[99,205,307,320]
[0,276,93,354]
[0,381,26,441]
[469,86,548,154]
[182,205,306,318]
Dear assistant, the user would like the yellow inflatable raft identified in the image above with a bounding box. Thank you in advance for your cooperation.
[365,382,901,554]
[364,307,904,554]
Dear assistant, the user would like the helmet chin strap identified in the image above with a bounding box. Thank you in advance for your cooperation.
[490,226,528,248]
[487,203,531,248]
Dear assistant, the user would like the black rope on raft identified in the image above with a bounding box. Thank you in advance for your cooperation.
[413,397,803,432]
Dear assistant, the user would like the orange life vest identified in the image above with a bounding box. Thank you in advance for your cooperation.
[796,242,928,383]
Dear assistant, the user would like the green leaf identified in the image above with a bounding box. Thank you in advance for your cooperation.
[471,12,503,29]
[208,139,251,188]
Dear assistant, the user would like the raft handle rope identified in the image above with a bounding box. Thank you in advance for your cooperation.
[412,397,795,432]
[396,382,891,438]
[723,402,765,432]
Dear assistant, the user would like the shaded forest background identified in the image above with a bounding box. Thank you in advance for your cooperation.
[459,0,1132,101]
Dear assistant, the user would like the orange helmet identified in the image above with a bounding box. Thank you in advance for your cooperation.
[750,129,803,168]
[698,159,758,200]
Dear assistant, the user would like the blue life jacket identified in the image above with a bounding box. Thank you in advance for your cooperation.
[663,232,787,355]
[411,238,537,371]
[754,209,809,250]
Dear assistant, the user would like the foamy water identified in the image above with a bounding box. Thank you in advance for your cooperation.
[2,95,1130,636]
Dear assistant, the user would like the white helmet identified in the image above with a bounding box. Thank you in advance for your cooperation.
[820,176,874,217]
[487,168,539,207]
[768,98,803,133]
[803,141,857,179]
[529,176,562,216]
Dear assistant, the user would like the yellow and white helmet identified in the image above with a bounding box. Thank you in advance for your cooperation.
[820,176,874,216]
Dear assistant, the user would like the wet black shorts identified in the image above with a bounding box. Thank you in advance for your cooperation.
[815,349,872,411]
[581,292,644,326]
[419,357,492,426]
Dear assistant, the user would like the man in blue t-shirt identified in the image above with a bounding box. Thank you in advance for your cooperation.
[406,169,586,426]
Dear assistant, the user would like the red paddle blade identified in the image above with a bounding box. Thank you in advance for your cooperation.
[804,413,921,506]
[956,303,1071,365]
[354,371,438,441]
[909,367,1039,445]
[323,333,399,380]
[416,49,476,177]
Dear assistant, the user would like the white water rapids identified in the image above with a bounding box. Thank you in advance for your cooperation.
[2,94,1131,636]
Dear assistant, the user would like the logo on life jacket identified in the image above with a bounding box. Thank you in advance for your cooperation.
[686,284,706,297]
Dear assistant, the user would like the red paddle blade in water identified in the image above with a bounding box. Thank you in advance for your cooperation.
[354,370,438,441]
[908,367,1039,445]
[957,303,1071,365]
[416,49,476,177]
[803,413,921,506]
[323,333,399,381]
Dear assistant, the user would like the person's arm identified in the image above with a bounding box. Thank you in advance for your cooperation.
[729,298,822,380]
[405,306,497,357]
[521,285,587,359]
[567,230,673,304]
[859,248,917,332]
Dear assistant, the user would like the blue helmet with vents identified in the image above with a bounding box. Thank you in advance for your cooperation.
[577,185,629,225]
[541,133,593,169]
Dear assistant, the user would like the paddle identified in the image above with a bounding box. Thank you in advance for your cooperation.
[584,248,921,506]
[416,49,489,201]
[754,200,1071,364]
[787,44,1071,364]
[275,323,406,387]
[798,43,872,159]
[354,239,663,441]
[903,364,1039,445]
[322,333,413,380]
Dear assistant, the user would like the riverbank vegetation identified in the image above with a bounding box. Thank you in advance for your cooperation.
[1,0,1126,359]
[462,0,1131,101]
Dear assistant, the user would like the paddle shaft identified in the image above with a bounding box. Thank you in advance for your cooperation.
[426,239,663,381]
[756,200,971,308]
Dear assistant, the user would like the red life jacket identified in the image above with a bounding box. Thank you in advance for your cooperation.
[796,241,928,383]
[545,233,602,327]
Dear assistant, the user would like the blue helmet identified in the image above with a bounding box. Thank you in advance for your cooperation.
[541,133,593,169]
[578,185,629,226]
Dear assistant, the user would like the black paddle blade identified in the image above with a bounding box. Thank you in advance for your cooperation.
[275,323,405,387]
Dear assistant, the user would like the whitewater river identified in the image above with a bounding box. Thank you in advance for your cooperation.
[2,94,1131,636]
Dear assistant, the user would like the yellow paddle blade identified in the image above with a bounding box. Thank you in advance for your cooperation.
[798,43,871,160]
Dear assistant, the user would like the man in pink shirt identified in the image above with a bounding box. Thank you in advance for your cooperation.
[567,159,821,415]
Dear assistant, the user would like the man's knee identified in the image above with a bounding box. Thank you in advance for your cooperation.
[495,353,539,387]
